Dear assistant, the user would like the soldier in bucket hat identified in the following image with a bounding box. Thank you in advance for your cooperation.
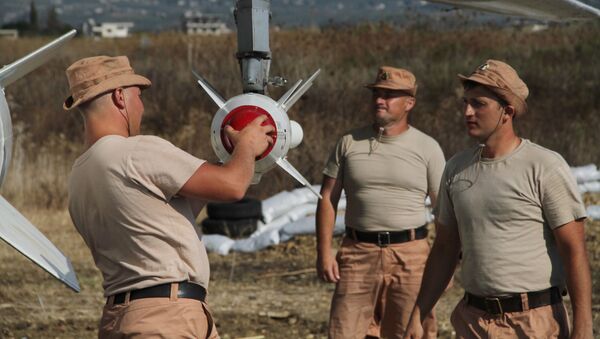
[316,66,445,338]
[65,56,274,338]
[405,60,592,338]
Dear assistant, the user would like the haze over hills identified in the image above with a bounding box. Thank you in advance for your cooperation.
[1,0,600,32]
[0,0,445,31]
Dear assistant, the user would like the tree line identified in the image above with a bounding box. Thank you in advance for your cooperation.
[2,1,73,36]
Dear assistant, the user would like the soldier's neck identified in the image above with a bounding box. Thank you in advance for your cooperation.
[84,120,129,150]
[374,121,409,137]
[481,130,521,159]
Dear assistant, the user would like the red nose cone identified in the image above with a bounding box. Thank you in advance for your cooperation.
[221,105,277,159]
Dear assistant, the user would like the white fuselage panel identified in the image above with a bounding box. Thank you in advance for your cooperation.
[0,89,12,187]
[429,0,600,20]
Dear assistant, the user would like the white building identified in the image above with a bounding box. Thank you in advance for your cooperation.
[183,10,230,35]
[0,29,18,39]
[83,19,134,38]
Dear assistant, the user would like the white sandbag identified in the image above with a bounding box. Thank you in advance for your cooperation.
[280,214,346,242]
[587,205,600,220]
[571,164,600,184]
[261,187,319,223]
[583,181,600,193]
[289,185,322,205]
[202,234,235,256]
[287,203,317,221]
[232,228,280,252]
[337,198,347,210]
[333,215,346,235]
[261,191,297,223]
[262,185,348,223]
[425,210,435,223]
[253,214,291,237]
[279,216,314,242]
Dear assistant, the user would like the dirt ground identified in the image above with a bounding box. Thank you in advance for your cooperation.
[0,194,599,338]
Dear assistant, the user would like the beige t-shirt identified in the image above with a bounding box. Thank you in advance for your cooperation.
[435,139,586,296]
[68,135,208,296]
[324,125,445,231]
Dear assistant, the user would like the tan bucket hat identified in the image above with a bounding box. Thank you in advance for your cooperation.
[63,55,151,110]
[366,66,417,96]
[459,59,529,116]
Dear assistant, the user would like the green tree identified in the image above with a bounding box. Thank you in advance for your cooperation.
[46,5,60,33]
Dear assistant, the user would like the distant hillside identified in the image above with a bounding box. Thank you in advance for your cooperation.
[5,0,599,32]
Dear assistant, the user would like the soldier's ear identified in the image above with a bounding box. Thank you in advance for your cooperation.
[502,105,516,123]
[112,88,126,109]
[406,96,416,111]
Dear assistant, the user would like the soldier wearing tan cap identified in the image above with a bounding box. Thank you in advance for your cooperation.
[405,60,592,338]
[316,66,445,338]
[64,56,273,338]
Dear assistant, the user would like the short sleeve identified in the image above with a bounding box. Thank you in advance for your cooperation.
[323,137,347,179]
[127,136,205,201]
[540,160,587,229]
[434,167,458,229]
[427,143,446,196]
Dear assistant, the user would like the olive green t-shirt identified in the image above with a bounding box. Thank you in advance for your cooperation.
[435,139,586,296]
[68,135,208,297]
[324,125,445,231]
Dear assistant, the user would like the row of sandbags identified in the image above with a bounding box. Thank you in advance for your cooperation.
[570,164,600,220]
[203,185,428,255]
[203,165,600,255]
[203,186,340,255]
[572,164,600,193]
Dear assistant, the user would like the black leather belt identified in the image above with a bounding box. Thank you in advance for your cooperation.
[346,225,428,247]
[109,281,207,305]
[465,287,562,315]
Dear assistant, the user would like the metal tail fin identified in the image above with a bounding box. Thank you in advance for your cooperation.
[0,195,80,292]
[280,69,321,112]
[276,79,302,109]
[192,70,226,109]
[276,158,322,199]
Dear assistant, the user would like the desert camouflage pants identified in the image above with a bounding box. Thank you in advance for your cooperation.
[99,293,219,339]
[329,237,437,339]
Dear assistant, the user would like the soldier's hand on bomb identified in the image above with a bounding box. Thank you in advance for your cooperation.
[224,115,275,158]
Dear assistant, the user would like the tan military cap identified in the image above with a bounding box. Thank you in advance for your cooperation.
[459,59,529,116]
[366,66,417,96]
[63,55,151,110]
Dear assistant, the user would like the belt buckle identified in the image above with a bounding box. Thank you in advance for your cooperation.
[484,297,503,316]
[377,232,391,247]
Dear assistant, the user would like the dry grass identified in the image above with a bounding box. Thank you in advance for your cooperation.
[0,201,599,338]
[0,208,102,338]
[0,23,599,206]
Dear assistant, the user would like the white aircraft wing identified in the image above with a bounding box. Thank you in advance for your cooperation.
[0,195,80,291]
[0,30,76,88]
[428,0,600,21]
[0,88,12,186]
[0,30,80,292]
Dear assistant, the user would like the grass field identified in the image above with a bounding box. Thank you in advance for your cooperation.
[0,195,598,338]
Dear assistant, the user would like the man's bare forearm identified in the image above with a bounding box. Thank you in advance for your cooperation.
[316,177,341,254]
[414,224,460,320]
[564,249,593,337]
[316,198,337,255]
[554,221,592,338]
